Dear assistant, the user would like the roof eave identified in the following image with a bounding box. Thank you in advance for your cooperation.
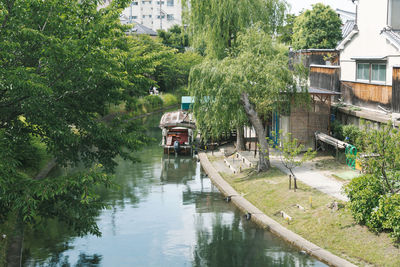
[336,28,359,51]
[381,31,400,52]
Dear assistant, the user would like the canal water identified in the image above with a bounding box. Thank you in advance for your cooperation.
[23,114,326,266]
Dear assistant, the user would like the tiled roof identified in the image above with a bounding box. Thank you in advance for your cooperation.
[119,15,158,36]
[342,20,356,39]
[381,28,400,51]
[130,23,158,36]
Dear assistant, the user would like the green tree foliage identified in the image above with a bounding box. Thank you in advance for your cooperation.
[345,122,400,241]
[128,34,202,92]
[183,0,286,59]
[269,131,315,181]
[124,34,175,97]
[292,3,342,50]
[278,13,296,45]
[0,0,156,262]
[157,24,189,52]
[190,26,304,171]
[155,51,203,91]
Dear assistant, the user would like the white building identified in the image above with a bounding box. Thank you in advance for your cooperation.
[338,0,400,88]
[299,0,400,127]
[120,0,182,31]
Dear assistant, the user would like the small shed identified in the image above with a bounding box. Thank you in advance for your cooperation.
[271,88,341,149]
[181,96,194,110]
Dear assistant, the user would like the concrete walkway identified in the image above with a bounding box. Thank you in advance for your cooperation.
[269,154,349,202]
[210,146,349,202]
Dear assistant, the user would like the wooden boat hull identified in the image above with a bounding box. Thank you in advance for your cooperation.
[163,146,192,155]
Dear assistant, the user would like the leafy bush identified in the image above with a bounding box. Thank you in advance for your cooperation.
[368,194,400,238]
[345,170,400,241]
[344,174,385,225]
[126,97,140,112]
[330,120,343,140]
[143,95,164,110]
[342,124,363,147]
[330,121,363,147]
[161,93,178,106]
[377,194,400,240]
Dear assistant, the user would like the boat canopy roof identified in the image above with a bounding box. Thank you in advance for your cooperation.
[159,110,196,129]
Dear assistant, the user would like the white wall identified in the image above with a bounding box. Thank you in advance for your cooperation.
[339,0,400,85]
[121,0,182,31]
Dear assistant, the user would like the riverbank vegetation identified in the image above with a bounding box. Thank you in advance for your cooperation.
[344,122,400,241]
[213,159,400,266]
[0,0,203,265]
[330,119,400,241]
[108,32,202,115]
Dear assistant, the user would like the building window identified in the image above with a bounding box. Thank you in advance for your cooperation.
[149,15,152,18]
[157,15,165,19]
[167,0,174,6]
[156,1,164,5]
[356,62,387,83]
[132,1,138,5]
[143,15,146,18]
[357,63,370,81]
[389,0,400,29]
[371,63,386,82]
[167,14,174,21]
[132,16,138,19]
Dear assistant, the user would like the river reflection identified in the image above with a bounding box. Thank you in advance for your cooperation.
[23,114,326,267]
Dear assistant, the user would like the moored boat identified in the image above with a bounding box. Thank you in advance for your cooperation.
[159,110,196,155]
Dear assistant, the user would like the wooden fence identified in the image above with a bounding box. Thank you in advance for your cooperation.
[341,81,392,108]
[310,66,340,92]
[392,66,400,112]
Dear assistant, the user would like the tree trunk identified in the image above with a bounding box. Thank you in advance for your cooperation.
[240,92,270,172]
[6,213,24,267]
[236,126,245,151]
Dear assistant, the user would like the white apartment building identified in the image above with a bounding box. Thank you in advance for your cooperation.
[120,0,182,31]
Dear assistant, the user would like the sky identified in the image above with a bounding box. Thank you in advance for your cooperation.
[285,0,356,14]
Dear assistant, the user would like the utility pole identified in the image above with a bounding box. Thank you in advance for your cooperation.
[129,2,133,24]
[159,0,162,30]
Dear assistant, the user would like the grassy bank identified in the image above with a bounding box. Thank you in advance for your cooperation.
[108,87,186,117]
[214,159,400,266]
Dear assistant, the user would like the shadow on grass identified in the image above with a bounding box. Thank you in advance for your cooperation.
[239,167,286,181]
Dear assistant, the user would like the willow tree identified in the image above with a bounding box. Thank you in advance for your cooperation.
[190,27,303,172]
[183,0,286,60]
[183,0,286,150]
